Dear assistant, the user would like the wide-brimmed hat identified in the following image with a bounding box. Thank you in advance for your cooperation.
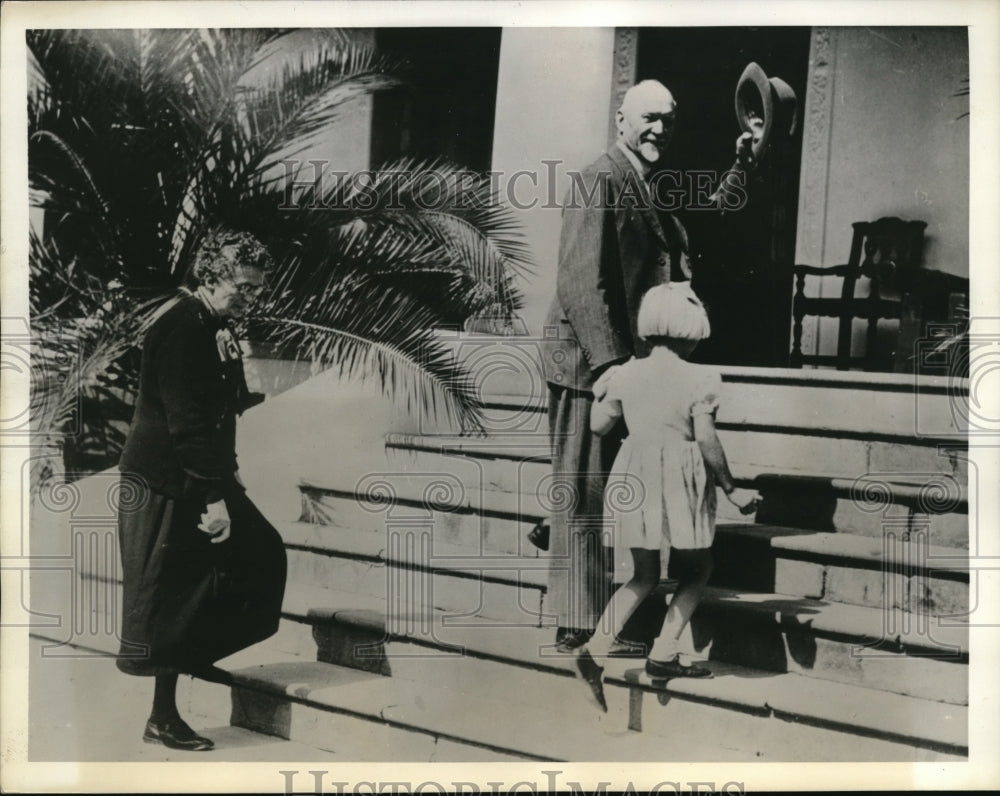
[735,62,798,157]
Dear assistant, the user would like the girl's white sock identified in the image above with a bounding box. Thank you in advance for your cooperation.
[648,635,679,662]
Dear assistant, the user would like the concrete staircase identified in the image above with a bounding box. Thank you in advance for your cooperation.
[31,365,970,761]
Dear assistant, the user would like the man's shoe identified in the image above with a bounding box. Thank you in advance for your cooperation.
[555,627,590,654]
[573,647,608,713]
[527,519,550,551]
[645,654,713,680]
[607,636,648,658]
[143,718,214,751]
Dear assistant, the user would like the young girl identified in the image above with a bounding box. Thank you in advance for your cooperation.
[574,282,759,711]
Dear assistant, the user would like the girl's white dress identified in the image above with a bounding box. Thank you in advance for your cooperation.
[601,352,722,554]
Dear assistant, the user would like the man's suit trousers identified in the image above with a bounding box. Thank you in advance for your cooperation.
[545,383,625,630]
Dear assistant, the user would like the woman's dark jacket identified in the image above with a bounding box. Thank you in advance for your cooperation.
[119,293,262,503]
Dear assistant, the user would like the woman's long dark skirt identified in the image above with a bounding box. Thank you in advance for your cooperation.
[116,479,287,676]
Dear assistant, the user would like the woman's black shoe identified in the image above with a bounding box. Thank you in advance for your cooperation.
[143,718,215,751]
[645,654,713,680]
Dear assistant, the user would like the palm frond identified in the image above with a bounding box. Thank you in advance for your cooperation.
[161,35,404,272]
[254,282,484,432]
[28,227,102,321]
[27,29,132,125]
[28,27,530,469]
[374,211,524,313]
[238,40,405,175]
[373,158,536,274]
[29,30,213,287]
[273,158,532,313]
[30,286,179,490]
[29,131,119,250]
[30,319,131,444]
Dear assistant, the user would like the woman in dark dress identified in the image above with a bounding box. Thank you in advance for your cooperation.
[117,227,287,751]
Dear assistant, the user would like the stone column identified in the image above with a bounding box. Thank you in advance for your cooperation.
[489,28,618,336]
[607,28,639,149]
[793,26,839,364]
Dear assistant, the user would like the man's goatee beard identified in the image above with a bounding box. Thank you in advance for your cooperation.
[639,141,661,163]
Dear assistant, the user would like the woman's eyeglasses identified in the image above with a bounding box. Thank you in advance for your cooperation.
[234,280,266,299]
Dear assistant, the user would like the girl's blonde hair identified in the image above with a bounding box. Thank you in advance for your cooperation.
[637,281,711,341]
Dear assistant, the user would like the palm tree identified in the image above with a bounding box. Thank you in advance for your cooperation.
[28,28,531,485]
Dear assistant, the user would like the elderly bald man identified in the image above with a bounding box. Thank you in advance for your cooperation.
[540,80,753,654]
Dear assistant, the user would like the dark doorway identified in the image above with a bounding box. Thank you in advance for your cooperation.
[371,29,502,173]
[637,27,811,367]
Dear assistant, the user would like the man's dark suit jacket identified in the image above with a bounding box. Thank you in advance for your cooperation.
[541,145,691,391]
[119,293,262,504]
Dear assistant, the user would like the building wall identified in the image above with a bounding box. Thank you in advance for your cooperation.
[255,29,375,181]
[232,27,974,519]
[490,28,617,335]
[796,26,969,361]
[269,26,970,365]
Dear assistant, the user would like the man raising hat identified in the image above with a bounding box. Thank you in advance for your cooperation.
[540,80,759,653]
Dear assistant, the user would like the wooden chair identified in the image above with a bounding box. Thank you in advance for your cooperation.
[790,217,927,370]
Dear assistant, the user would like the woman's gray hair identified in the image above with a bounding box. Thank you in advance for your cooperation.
[190,227,274,286]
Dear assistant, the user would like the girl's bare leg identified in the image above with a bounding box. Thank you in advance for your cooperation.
[648,548,713,662]
[587,548,659,658]
[575,548,661,711]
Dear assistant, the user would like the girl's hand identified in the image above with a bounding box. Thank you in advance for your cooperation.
[199,499,231,543]
[592,364,622,401]
[726,488,761,515]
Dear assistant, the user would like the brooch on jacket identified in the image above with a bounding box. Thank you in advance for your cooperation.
[215,327,243,363]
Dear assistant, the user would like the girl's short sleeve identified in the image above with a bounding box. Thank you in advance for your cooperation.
[599,360,631,404]
[690,369,722,417]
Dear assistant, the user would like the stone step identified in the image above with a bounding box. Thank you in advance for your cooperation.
[748,473,967,548]
[281,522,548,626]
[608,662,966,761]
[299,485,970,613]
[229,654,767,762]
[385,430,969,492]
[712,525,969,616]
[59,564,969,757]
[267,586,967,760]
[65,490,970,708]
[470,370,967,447]
[58,474,966,625]
[25,635,340,764]
[72,553,969,709]
[228,657,538,762]
[681,587,967,705]
[278,577,967,707]
[286,511,971,702]
[25,627,526,762]
[273,525,971,707]
[27,621,253,726]
[234,659,965,761]
[381,433,968,547]
[32,608,775,762]
[300,479,539,557]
